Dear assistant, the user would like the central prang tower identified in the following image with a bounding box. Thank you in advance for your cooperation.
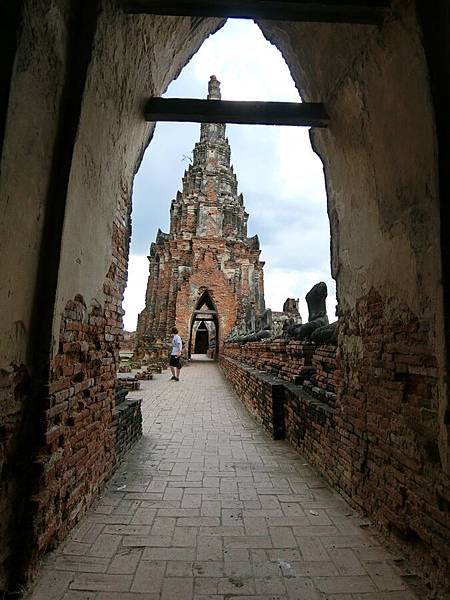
[136,75,265,357]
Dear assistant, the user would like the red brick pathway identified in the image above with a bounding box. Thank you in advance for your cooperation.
[28,361,419,599]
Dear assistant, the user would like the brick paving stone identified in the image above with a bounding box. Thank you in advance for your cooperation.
[197,536,224,561]
[314,575,378,594]
[244,516,269,537]
[108,547,142,574]
[27,363,419,599]
[51,555,109,574]
[69,572,133,592]
[143,547,197,561]
[151,516,176,535]
[131,560,165,593]
[131,508,157,524]
[72,522,104,544]
[161,576,194,599]
[88,533,121,558]
[270,526,298,548]
[364,561,409,591]
[284,577,321,600]
[172,526,198,546]
[193,561,225,578]
[328,547,367,576]
[61,592,97,600]
[122,534,172,547]
[61,541,91,556]
[29,570,75,600]
[194,576,220,595]
[166,561,194,576]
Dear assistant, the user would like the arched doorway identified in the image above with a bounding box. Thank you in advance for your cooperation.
[188,290,218,359]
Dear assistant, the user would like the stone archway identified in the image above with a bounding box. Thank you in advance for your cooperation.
[188,290,219,359]
[0,0,449,593]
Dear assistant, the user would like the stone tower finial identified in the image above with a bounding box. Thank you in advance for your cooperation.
[208,75,221,100]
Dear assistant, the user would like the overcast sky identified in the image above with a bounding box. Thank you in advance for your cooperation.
[123,19,335,331]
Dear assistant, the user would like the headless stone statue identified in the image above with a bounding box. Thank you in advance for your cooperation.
[288,282,329,341]
[311,320,338,345]
[252,308,273,341]
[245,305,256,335]
[234,308,273,343]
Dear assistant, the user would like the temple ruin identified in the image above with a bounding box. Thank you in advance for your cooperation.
[136,76,265,358]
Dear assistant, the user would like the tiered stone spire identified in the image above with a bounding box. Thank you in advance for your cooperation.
[170,75,248,241]
[136,76,265,353]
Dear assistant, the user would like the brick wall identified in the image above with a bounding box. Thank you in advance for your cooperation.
[220,356,284,439]
[336,290,449,590]
[303,345,338,408]
[224,340,315,383]
[28,184,142,564]
[283,384,338,485]
[175,248,238,351]
[114,392,142,462]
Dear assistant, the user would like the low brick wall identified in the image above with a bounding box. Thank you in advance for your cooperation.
[220,356,284,439]
[224,340,315,383]
[220,355,336,468]
[283,384,343,489]
[303,345,338,408]
[114,396,142,462]
[224,340,338,405]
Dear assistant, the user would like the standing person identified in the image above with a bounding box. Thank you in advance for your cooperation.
[169,326,182,381]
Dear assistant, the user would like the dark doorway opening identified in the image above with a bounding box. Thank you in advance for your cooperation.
[194,321,209,353]
[188,290,219,360]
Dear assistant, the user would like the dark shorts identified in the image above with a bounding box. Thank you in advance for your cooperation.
[169,355,182,369]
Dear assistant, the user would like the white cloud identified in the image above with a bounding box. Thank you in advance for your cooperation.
[123,255,148,331]
[188,21,300,102]
[275,128,326,202]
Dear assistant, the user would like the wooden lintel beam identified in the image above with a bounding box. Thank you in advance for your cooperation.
[145,98,329,128]
[122,0,389,25]
[193,316,215,321]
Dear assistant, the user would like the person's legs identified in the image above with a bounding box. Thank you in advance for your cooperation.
[173,356,181,381]
[169,356,177,379]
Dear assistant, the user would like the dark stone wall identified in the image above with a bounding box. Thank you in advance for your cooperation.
[220,356,285,440]
[114,396,143,463]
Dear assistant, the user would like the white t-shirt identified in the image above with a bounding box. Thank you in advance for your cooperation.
[171,334,182,356]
